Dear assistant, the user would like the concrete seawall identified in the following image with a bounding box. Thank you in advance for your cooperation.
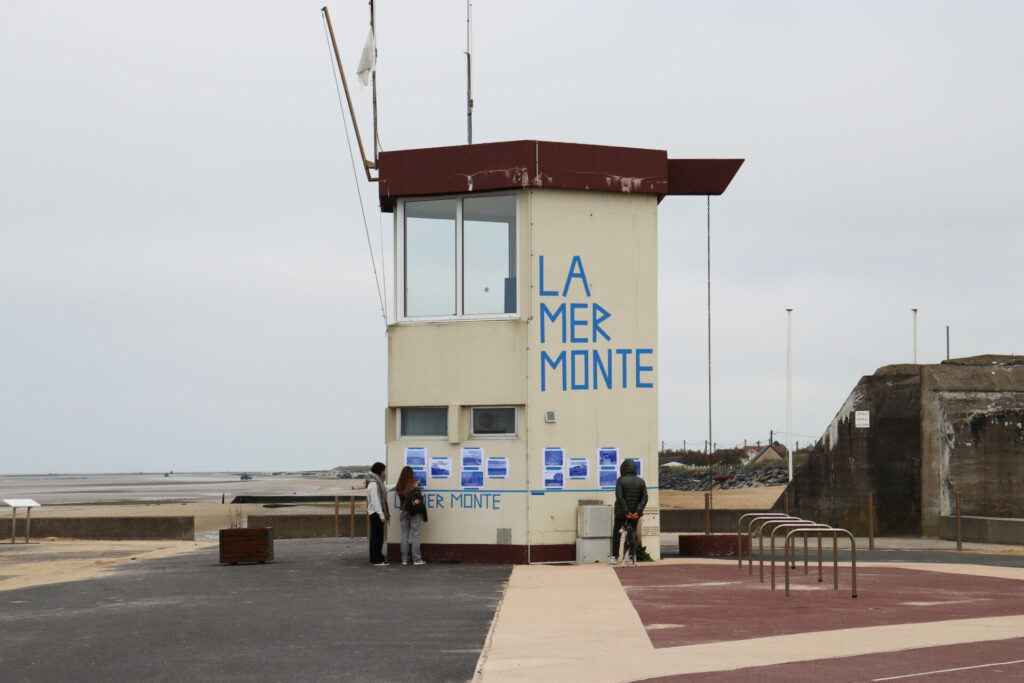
[0,517,194,541]
[940,515,1024,545]
[246,514,367,539]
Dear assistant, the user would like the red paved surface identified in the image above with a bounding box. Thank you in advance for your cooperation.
[615,563,1024,649]
[641,637,1024,682]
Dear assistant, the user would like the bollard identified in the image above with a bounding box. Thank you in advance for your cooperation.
[868,492,875,551]
[956,492,962,552]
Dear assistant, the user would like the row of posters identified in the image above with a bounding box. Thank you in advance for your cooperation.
[404,447,509,490]
[402,446,640,491]
[542,446,641,489]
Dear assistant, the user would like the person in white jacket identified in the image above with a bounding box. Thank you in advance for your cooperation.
[365,462,391,565]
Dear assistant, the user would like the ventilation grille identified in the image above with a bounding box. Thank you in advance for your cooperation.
[496,528,512,545]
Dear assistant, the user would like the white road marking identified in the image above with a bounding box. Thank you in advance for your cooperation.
[872,659,1024,680]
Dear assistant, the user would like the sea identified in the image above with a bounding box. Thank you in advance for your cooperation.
[0,472,359,507]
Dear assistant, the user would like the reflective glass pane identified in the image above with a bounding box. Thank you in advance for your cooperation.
[400,407,448,437]
[463,196,516,315]
[405,199,456,317]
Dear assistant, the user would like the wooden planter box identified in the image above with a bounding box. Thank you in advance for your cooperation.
[219,527,274,564]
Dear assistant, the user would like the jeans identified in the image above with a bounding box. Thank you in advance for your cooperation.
[369,513,386,564]
[400,512,423,562]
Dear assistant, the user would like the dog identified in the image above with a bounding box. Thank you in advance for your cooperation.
[618,521,638,567]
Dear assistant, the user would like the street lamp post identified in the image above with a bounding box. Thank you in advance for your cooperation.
[786,308,793,482]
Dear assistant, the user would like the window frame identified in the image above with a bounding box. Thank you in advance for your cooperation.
[469,406,519,439]
[397,407,449,440]
[396,192,520,323]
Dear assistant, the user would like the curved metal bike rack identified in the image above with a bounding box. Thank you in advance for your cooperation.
[736,512,790,569]
[783,526,857,598]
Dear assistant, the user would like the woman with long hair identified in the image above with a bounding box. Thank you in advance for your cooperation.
[396,465,428,565]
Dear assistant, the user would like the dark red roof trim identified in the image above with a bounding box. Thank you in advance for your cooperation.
[377,140,742,211]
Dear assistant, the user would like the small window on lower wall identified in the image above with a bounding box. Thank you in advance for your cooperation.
[471,407,517,437]
[399,407,448,438]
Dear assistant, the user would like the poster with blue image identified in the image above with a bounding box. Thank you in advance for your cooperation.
[599,469,617,489]
[598,447,618,469]
[404,448,427,469]
[544,447,564,469]
[462,469,484,489]
[430,457,452,479]
[568,458,589,479]
[544,469,565,489]
[461,447,483,469]
[486,457,509,479]
[414,469,428,488]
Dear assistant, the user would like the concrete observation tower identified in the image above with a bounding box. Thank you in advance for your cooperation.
[378,140,742,562]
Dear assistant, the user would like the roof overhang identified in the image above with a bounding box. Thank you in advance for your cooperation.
[377,140,743,212]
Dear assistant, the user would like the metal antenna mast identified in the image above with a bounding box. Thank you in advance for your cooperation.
[466,0,473,144]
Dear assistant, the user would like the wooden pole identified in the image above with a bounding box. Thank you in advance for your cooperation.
[321,6,376,178]
[350,495,356,538]
[334,496,340,538]
[956,492,962,552]
[784,492,789,516]
[868,492,875,551]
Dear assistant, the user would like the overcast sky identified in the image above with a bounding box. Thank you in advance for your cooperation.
[2,1,1022,474]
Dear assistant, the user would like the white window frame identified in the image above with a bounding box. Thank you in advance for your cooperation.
[395,192,520,323]
[469,406,519,439]
[397,407,449,440]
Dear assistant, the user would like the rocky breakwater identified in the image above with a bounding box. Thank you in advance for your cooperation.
[660,466,790,491]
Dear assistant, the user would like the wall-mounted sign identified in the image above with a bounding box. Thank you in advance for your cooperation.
[855,410,870,428]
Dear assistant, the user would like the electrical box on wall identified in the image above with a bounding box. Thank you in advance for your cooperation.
[576,537,610,564]
[577,504,612,538]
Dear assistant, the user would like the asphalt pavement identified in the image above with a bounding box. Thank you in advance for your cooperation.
[0,538,510,682]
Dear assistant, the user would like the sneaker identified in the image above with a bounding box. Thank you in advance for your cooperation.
[373,561,390,567]
[402,559,410,565]
[413,559,427,565]
[608,555,618,563]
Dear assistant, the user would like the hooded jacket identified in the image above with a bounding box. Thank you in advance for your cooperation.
[614,459,648,516]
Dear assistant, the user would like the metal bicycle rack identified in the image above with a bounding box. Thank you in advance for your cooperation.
[768,522,833,589]
[783,526,857,598]
[755,516,811,582]
[736,512,859,599]
[736,512,790,569]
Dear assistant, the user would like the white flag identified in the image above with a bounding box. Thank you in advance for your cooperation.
[356,29,375,86]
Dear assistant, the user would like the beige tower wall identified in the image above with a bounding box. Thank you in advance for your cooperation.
[384,188,660,561]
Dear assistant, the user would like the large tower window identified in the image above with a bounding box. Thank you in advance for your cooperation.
[401,195,517,320]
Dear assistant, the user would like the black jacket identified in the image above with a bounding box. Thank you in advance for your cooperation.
[614,459,648,516]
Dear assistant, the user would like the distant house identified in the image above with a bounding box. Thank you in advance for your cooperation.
[745,443,788,466]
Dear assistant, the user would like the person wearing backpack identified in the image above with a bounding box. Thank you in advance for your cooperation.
[396,465,428,565]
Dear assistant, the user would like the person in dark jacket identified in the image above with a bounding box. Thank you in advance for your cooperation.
[612,458,647,559]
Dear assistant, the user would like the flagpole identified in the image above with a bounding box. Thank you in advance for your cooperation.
[370,0,378,164]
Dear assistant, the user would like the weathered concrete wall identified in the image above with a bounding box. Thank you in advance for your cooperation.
[784,365,922,535]
[920,357,1024,533]
[661,508,777,534]
[247,514,367,539]
[939,515,1024,545]
[789,355,1024,538]
[0,517,194,540]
